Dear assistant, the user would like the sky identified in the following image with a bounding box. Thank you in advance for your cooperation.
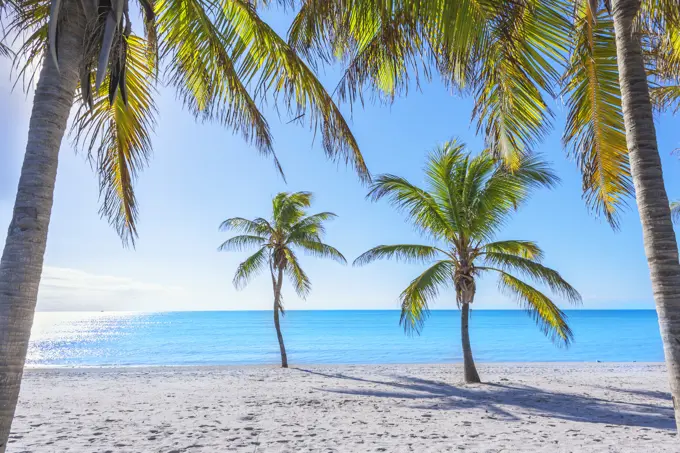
[1,9,680,312]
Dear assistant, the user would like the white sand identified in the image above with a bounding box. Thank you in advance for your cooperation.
[8,363,676,452]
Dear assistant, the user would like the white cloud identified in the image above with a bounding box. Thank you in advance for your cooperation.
[37,266,187,311]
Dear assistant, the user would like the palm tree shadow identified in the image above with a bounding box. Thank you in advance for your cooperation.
[293,368,675,430]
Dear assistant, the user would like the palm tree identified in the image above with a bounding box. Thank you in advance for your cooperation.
[0,1,368,448]
[219,192,346,368]
[289,0,680,429]
[353,142,581,383]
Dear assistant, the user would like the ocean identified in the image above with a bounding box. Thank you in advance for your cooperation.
[27,310,664,367]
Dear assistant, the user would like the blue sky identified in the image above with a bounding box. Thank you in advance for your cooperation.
[1,10,680,312]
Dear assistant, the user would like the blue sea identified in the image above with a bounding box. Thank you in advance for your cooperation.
[27,310,664,367]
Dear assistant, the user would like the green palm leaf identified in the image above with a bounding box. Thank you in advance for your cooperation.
[497,271,573,345]
[293,240,347,264]
[400,260,455,336]
[481,240,544,261]
[71,35,156,246]
[562,2,631,228]
[483,252,581,303]
[233,246,270,289]
[218,235,267,252]
[353,244,444,267]
[283,247,312,298]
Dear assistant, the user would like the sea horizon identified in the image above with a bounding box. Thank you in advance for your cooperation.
[28,310,665,367]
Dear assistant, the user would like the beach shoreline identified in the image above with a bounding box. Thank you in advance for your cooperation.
[11,363,676,452]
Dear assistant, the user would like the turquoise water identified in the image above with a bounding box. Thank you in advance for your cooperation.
[27,310,664,367]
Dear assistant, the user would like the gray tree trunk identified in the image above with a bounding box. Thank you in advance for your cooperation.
[273,267,288,368]
[0,4,85,450]
[461,302,480,383]
[611,0,680,430]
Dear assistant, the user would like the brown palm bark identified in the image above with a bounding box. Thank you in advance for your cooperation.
[461,302,481,383]
[272,266,288,368]
[0,4,85,451]
[611,0,680,429]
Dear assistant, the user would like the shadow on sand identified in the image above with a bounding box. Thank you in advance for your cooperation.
[293,368,675,430]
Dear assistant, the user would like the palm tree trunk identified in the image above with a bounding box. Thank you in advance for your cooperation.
[461,302,480,383]
[611,0,680,430]
[273,267,288,368]
[0,4,85,450]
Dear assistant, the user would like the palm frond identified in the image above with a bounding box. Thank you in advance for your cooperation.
[562,2,631,228]
[283,247,311,298]
[233,246,269,289]
[273,191,313,229]
[472,0,570,167]
[217,0,370,181]
[651,85,680,112]
[288,211,338,239]
[71,35,156,246]
[368,174,452,238]
[400,260,455,336]
[353,244,443,267]
[218,234,267,252]
[219,217,273,236]
[156,0,284,175]
[481,240,544,261]
[483,252,581,303]
[497,271,573,346]
[293,240,347,264]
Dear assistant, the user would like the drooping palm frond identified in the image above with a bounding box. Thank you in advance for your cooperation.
[283,247,312,298]
[497,271,573,345]
[71,34,156,246]
[218,234,267,252]
[233,246,270,289]
[400,259,455,336]
[217,0,370,181]
[483,252,582,303]
[471,0,570,167]
[353,244,444,267]
[651,85,680,112]
[562,1,631,228]
[157,0,278,164]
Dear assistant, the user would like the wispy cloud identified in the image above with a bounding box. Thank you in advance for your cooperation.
[38,266,186,311]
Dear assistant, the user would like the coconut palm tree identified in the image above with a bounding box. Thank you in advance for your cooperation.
[354,141,581,383]
[219,192,346,368]
[0,1,368,448]
[289,0,680,429]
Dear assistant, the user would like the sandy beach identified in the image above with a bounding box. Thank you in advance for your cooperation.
[8,363,676,452]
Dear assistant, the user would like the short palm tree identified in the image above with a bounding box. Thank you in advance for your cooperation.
[354,142,581,383]
[219,192,346,368]
[0,1,368,448]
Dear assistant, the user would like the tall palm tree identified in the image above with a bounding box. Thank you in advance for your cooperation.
[219,192,346,368]
[289,0,680,429]
[0,1,368,448]
[354,142,581,383]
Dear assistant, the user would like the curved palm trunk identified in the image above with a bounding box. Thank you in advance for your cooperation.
[0,5,85,450]
[461,303,480,383]
[611,0,680,429]
[272,267,288,368]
